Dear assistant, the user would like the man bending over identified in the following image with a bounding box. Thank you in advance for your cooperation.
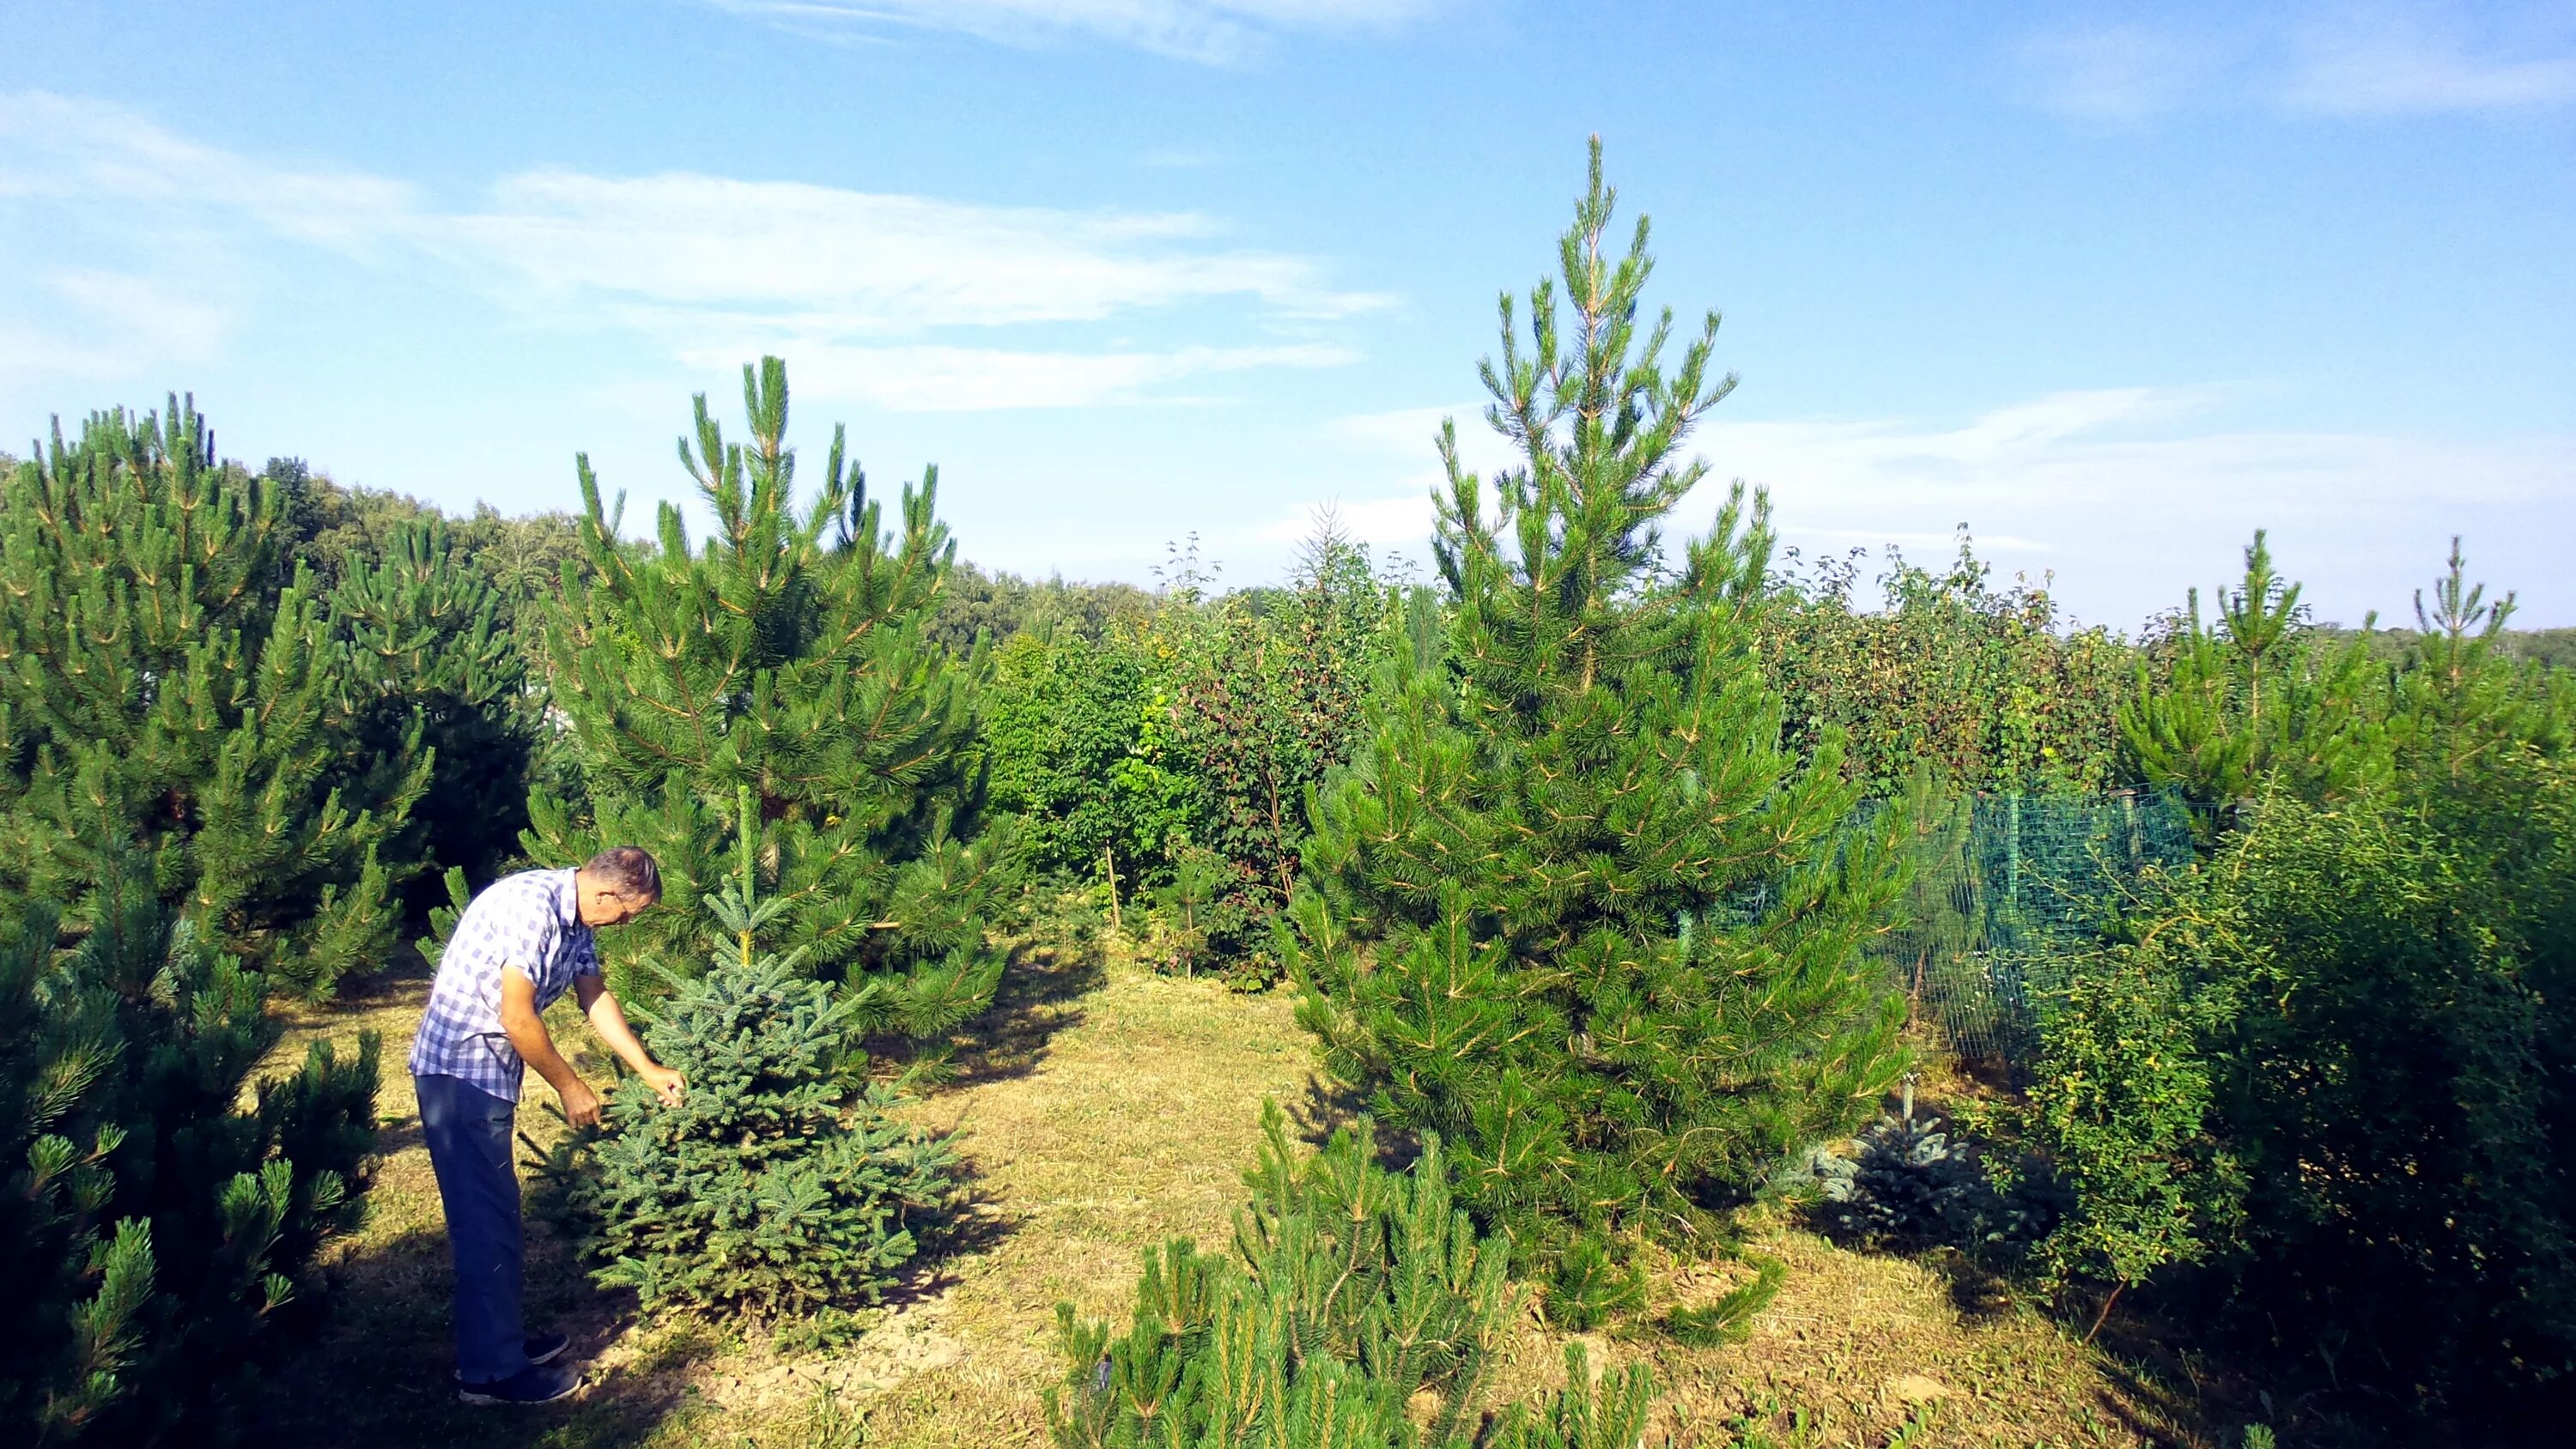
[407,846,686,1405]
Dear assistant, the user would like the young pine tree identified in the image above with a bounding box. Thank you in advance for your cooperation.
[531,360,1018,1047]
[2122,530,2391,832]
[327,515,541,910]
[0,400,426,995]
[575,794,963,1325]
[1045,1101,1657,1449]
[1,845,380,1446]
[1284,143,1909,1270]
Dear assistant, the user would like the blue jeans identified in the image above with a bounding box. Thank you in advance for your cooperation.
[417,1073,528,1385]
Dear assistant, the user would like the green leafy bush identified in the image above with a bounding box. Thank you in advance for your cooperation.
[981,627,1198,885]
[926,561,1154,654]
[1156,524,1397,976]
[1044,1103,1656,1449]
[574,810,963,1324]
[1,850,379,1446]
[978,523,1396,981]
[1978,944,2239,1341]
[2012,542,2576,1401]
[1766,533,2133,793]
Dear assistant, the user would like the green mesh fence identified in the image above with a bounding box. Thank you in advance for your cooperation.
[1868,789,2196,1063]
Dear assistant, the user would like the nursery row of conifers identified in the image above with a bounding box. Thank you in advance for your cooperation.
[7,147,2574,1445]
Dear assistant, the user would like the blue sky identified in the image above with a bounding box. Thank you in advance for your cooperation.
[3,0,2572,628]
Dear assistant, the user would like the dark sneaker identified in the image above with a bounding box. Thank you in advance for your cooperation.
[457,1361,580,1405]
[526,1331,571,1367]
[450,1334,572,1384]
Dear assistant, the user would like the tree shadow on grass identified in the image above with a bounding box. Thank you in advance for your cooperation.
[251,1218,717,1449]
[1279,1074,1421,1170]
[2081,1294,2445,1449]
[936,935,1107,1088]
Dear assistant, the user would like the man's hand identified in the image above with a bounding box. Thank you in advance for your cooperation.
[636,1064,686,1108]
[577,976,685,1110]
[559,1078,604,1129]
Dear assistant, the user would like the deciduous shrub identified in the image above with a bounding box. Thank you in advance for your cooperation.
[979,524,1397,980]
[1765,534,2132,793]
[2011,543,2576,1405]
[1978,944,2239,1341]
[981,627,1197,885]
[1157,524,1395,975]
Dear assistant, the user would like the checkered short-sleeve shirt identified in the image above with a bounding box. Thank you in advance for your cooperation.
[407,868,600,1102]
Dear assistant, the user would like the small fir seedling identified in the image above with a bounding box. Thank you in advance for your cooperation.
[1147,842,1230,977]
[574,797,964,1324]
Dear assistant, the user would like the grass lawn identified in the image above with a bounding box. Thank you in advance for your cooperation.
[249,931,2232,1448]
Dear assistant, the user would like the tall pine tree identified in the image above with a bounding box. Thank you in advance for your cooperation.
[1284,143,1908,1262]
[531,359,1017,1049]
[0,399,426,995]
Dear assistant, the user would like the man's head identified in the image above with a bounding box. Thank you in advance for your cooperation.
[574,846,662,928]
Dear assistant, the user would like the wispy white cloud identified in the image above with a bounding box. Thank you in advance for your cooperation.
[0,91,417,250]
[0,92,1378,410]
[714,340,1356,409]
[0,270,232,385]
[1291,389,2573,626]
[2281,9,2576,114]
[697,0,1437,65]
[1701,388,2561,515]
[2013,4,2576,121]
[439,168,1382,332]
[2018,24,2220,122]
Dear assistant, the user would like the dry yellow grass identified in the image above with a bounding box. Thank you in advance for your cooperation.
[251,938,2220,1448]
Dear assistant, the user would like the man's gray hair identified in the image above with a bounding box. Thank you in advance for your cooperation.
[582,846,662,901]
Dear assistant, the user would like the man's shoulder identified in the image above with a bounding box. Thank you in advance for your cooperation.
[473,867,573,910]
[455,869,572,937]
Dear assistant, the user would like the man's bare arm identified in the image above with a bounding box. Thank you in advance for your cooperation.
[575,975,685,1106]
[500,967,602,1126]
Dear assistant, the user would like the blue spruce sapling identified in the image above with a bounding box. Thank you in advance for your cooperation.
[576,797,964,1325]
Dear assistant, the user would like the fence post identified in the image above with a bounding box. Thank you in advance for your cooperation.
[1102,844,1123,936]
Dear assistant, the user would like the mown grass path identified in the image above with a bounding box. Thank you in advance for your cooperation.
[252,944,2214,1448]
